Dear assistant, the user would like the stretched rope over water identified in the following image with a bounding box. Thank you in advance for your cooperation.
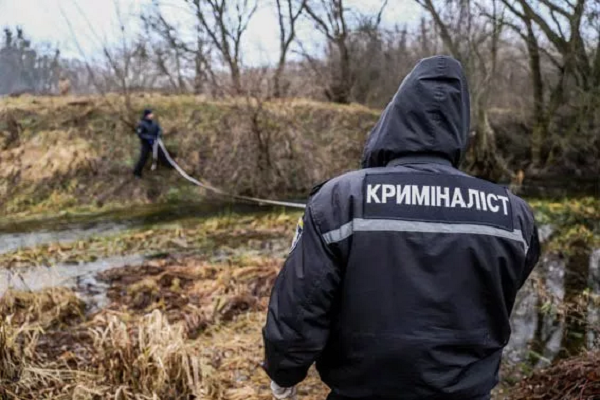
[157,139,307,209]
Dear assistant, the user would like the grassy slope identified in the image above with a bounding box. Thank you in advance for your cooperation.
[0,94,378,218]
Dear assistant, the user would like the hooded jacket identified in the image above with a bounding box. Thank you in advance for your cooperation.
[263,56,540,400]
[136,117,162,142]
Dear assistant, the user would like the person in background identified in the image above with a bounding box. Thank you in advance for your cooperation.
[262,56,540,400]
[133,108,169,178]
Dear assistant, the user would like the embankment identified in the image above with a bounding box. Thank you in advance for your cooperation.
[0,94,378,217]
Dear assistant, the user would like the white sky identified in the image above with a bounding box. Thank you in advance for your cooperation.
[0,0,424,65]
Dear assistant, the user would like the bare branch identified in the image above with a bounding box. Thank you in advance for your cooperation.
[304,2,335,41]
[414,0,461,59]
[374,0,389,27]
[186,0,257,93]
[539,0,571,18]
[273,0,307,97]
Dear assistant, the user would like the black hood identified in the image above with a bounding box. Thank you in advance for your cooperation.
[362,56,470,168]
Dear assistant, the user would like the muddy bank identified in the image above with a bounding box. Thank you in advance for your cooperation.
[0,211,298,270]
[0,201,284,255]
[3,243,598,400]
[0,241,327,399]
[1,199,599,399]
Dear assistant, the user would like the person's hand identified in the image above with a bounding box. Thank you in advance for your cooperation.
[270,381,297,400]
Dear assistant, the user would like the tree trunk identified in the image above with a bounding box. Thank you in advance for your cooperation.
[273,58,286,98]
[327,41,352,104]
[230,63,242,95]
[339,43,352,103]
[526,20,546,167]
[467,98,508,182]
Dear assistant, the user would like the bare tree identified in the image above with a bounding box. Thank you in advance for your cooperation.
[302,0,388,104]
[0,28,60,96]
[303,0,351,103]
[501,0,600,169]
[273,0,306,97]
[142,12,188,93]
[416,0,512,181]
[61,0,153,127]
[142,1,215,95]
[187,0,258,94]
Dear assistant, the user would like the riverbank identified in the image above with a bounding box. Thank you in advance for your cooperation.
[2,94,597,220]
[0,94,377,217]
[0,196,599,399]
[0,212,324,400]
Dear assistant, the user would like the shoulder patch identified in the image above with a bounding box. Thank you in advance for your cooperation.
[289,217,304,253]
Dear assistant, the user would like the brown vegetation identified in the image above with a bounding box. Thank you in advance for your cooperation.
[0,253,330,399]
[0,95,377,216]
[511,351,600,400]
[0,201,598,399]
[3,0,599,182]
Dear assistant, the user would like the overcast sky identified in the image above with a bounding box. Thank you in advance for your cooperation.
[0,0,424,65]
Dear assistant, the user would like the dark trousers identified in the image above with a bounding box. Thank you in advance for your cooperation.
[133,139,170,177]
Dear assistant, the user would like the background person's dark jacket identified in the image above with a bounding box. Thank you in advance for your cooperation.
[262,56,540,400]
[136,118,162,142]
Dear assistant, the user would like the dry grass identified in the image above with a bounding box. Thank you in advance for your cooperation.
[87,310,205,399]
[0,243,328,399]
[0,288,88,399]
[0,235,334,400]
[510,351,600,399]
[0,317,24,383]
[0,94,378,217]
[0,287,85,329]
[0,129,97,183]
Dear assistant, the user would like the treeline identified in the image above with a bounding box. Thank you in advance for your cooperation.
[0,28,61,96]
[2,0,600,183]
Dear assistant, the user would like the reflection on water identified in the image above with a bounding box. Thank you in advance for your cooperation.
[0,254,145,312]
[0,254,144,293]
[0,222,128,255]
[0,201,276,256]
[505,224,600,367]
[0,201,284,314]
[537,224,555,243]
[505,255,566,366]
[587,249,600,349]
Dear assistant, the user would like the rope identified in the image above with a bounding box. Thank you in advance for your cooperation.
[157,139,306,209]
[151,140,159,171]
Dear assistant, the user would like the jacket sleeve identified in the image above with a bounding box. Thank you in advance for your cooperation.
[262,202,341,387]
[136,122,153,140]
[520,224,540,288]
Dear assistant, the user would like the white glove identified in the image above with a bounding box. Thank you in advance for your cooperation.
[270,380,297,400]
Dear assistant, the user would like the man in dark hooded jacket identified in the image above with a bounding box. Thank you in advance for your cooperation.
[133,108,169,178]
[262,56,540,400]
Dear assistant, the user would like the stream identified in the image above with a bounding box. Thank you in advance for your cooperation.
[0,203,599,369]
[0,201,274,255]
[0,201,278,310]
